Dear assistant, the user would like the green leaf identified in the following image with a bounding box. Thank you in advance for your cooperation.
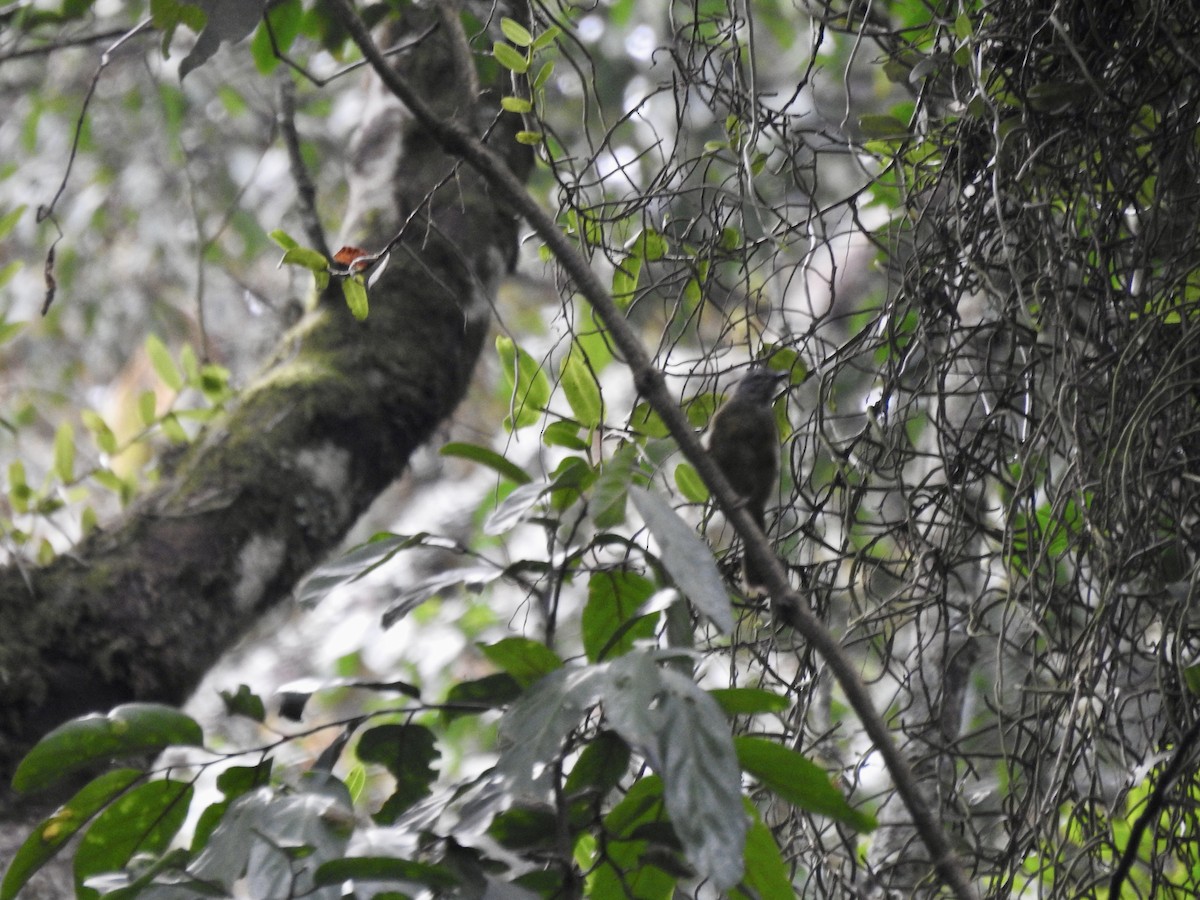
[708,687,790,716]
[582,570,659,662]
[531,25,562,50]
[145,335,183,392]
[81,410,118,455]
[500,95,532,113]
[12,704,203,794]
[218,684,265,722]
[267,228,299,250]
[612,255,643,308]
[532,59,555,91]
[515,130,544,145]
[342,274,369,320]
[443,672,523,721]
[592,442,640,529]
[492,40,529,73]
[138,389,159,425]
[0,204,26,240]
[479,636,563,687]
[53,422,75,483]
[1185,663,1200,697]
[74,779,193,899]
[500,16,533,47]
[0,262,21,291]
[673,462,707,503]
[160,412,189,443]
[356,724,439,824]
[626,228,667,261]
[250,0,302,73]
[565,731,631,798]
[586,775,676,898]
[734,736,876,832]
[280,245,329,271]
[314,857,458,889]
[560,347,603,428]
[542,419,589,449]
[733,805,794,900]
[0,769,142,900]
[858,114,909,138]
[496,335,551,430]
[440,441,531,484]
[629,486,733,633]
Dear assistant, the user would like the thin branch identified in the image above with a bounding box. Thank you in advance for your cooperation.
[326,2,977,897]
[277,77,331,260]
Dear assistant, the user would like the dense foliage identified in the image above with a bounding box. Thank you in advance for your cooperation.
[4,0,1200,898]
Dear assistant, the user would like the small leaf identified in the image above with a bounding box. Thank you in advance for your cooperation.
[708,687,790,716]
[531,25,562,50]
[12,704,203,794]
[492,40,529,73]
[342,274,369,320]
[483,480,550,535]
[857,114,909,138]
[542,420,589,449]
[267,229,298,250]
[612,255,643,307]
[295,533,446,608]
[630,486,733,633]
[479,636,563,687]
[500,95,532,113]
[440,441,531,484]
[592,442,640,529]
[500,16,533,47]
[219,684,265,722]
[279,245,330,271]
[138,389,159,425]
[53,422,75,483]
[515,130,543,145]
[145,335,183,392]
[496,335,551,430]
[0,204,26,240]
[560,348,602,428]
[673,462,708,503]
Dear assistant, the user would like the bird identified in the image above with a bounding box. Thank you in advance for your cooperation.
[706,368,786,592]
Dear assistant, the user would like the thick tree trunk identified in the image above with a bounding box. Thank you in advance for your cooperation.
[0,6,530,814]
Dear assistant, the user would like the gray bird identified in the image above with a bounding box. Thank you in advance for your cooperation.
[706,368,786,592]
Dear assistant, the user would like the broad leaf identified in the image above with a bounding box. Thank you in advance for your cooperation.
[356,724,439,824]
[13,704,203,794]
[74,779,193,900]
[1,769,142,900]
[629,486,733,632]
[735,736,876,832]
[497,666,607,795]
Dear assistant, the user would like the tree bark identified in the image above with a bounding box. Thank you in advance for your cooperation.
[0,6,530,814]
